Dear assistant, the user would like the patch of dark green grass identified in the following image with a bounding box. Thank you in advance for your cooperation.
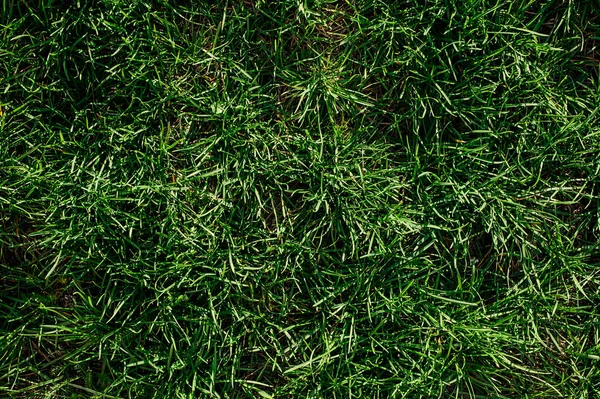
[1,0,600,397]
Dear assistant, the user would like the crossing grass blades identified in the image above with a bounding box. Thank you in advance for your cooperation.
[1,0,600,397]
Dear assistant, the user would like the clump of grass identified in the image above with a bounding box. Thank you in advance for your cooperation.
[1,0,599,398]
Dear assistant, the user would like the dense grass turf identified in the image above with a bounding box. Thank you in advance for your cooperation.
[1,0,600,397]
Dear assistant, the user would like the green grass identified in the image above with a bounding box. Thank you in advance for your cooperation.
[1,0,600,397]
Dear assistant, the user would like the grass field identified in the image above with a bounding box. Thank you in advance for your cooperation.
[1,0,600,397]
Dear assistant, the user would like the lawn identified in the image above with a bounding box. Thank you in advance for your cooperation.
[1,0,599,397]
